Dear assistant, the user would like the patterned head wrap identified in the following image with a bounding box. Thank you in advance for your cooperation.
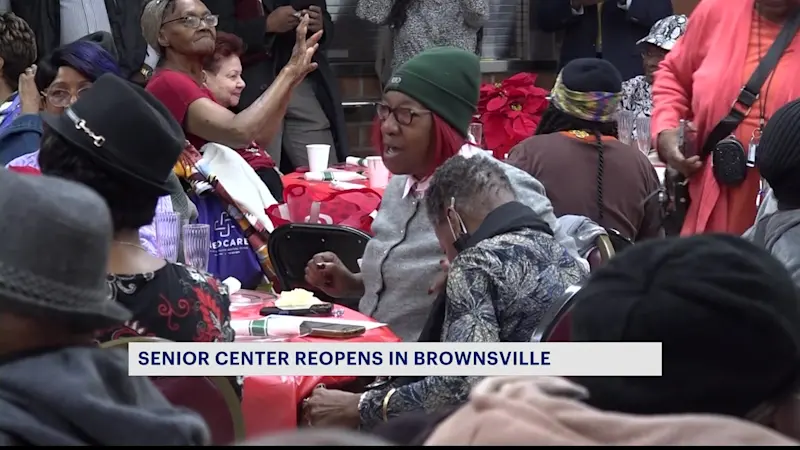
[549,71,623,123]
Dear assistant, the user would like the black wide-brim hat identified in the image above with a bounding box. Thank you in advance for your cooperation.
[41,73,186,195]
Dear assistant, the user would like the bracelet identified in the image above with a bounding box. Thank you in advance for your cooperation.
[382,388,397,422]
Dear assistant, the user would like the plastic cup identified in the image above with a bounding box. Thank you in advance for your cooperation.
[366,156,390,189]
[306,144,331,173]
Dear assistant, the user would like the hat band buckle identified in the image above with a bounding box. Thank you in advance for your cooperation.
[66,108,106,147]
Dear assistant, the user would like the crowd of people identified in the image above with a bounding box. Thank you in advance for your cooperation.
[0,0,799,446]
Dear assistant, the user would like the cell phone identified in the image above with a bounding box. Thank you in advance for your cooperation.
[678,119,698,158]
[300,321,366,339]
[259,302,334,317]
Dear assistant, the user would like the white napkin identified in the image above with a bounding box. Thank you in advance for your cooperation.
[199,142,278,232]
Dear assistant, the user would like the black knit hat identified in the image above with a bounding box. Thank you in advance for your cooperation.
[561,58,622,94]
[550,58,623,123]
[569,234,800,418]
[757,98,800,209]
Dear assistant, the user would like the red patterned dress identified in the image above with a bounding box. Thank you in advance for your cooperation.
[96,263,234,343]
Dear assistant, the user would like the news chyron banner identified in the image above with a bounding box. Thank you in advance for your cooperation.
[128,342,662,377]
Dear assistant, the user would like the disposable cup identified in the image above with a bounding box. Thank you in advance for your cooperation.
[366,156,390,189]
[306,144,331,173]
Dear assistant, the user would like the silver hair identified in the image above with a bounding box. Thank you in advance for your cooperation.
[141,0,176,56]
[424,155,515,225]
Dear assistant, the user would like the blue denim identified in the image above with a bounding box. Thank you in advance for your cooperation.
[0,114,43,165]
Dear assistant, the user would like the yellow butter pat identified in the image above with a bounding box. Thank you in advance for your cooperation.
[274,288,320,308]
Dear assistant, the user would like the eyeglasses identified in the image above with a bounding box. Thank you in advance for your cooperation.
[376,103,431,126]
[44,87,91,108]
[641,47,668,59]
[162,14,218,29]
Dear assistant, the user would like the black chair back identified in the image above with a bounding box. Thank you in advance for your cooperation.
[606,227,634,254]
[530,285,582,342]
[268,223,371,308]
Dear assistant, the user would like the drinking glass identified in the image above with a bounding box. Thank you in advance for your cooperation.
[468,122,484,147]
[183,224,211,271]
[154,212,181,263]
[616,111,635,145]
[635,116,652,155]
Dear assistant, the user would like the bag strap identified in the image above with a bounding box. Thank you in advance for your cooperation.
[701,8,800,159]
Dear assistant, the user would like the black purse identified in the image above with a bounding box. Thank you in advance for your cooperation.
[665,8,800,233]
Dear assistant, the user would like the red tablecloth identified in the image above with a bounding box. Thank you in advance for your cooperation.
[230,291,400,437]
[281,169,385,200]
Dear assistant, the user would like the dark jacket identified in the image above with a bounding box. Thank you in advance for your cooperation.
[0,346,210,446]
[206,0,349,164]
[507,132,663,242]
[357,202,588,430]
[10,0,147,79]
[536,0,672,80]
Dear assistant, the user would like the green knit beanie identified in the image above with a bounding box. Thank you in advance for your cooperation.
[384,47,480,137]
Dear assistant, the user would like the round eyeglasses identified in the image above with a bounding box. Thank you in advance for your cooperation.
[44,87,91,108]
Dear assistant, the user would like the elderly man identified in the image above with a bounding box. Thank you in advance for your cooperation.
[0,168,209,445]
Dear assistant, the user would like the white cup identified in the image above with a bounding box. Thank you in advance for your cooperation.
[306,144,331,173]
[366,156,390,189]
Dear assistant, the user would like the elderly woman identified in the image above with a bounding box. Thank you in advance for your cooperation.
[2,38,192,258]
[3,40,121,166]
[38,74,234,345]
[653,0,800,235]
[0,12,37,164]
[306,156,586,430]
[305,47,583,343]
[620,14,688,119]
[507,58,663,242]
[141,0,319,153]
[303,46,586,428]
[202,31,283,200]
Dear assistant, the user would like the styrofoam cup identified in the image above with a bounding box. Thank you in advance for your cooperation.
[367,156,390,189]
[306,144,331,173]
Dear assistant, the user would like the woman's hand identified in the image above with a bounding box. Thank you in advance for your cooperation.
[283,14,323,84]
[657,128,702,177]
[303,387,361,428]
[428,259,450,295]
[18,65,41,114]
[305,252,359,298]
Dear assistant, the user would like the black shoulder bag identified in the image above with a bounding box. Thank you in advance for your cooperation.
[665,9,800,234]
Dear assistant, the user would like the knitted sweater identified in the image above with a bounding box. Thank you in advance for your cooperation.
[359,154,579,341]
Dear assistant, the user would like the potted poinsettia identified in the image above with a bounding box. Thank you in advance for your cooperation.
[477,73,549,159]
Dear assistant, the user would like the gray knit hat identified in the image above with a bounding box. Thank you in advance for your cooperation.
[0,169,132,331]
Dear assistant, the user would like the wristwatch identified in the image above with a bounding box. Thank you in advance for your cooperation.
[140,64,154,81]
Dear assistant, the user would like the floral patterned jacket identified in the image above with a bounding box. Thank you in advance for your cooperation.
[96,263,234,343]
[357,227,588,429]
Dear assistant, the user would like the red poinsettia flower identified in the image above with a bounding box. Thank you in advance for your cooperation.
[476,74,550,158]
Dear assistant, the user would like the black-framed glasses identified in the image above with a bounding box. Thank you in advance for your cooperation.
[376,103,431,126]
[162,14,218,29]
[44,87,91,108]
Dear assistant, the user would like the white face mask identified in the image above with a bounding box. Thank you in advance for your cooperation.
[446,197,470,253]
